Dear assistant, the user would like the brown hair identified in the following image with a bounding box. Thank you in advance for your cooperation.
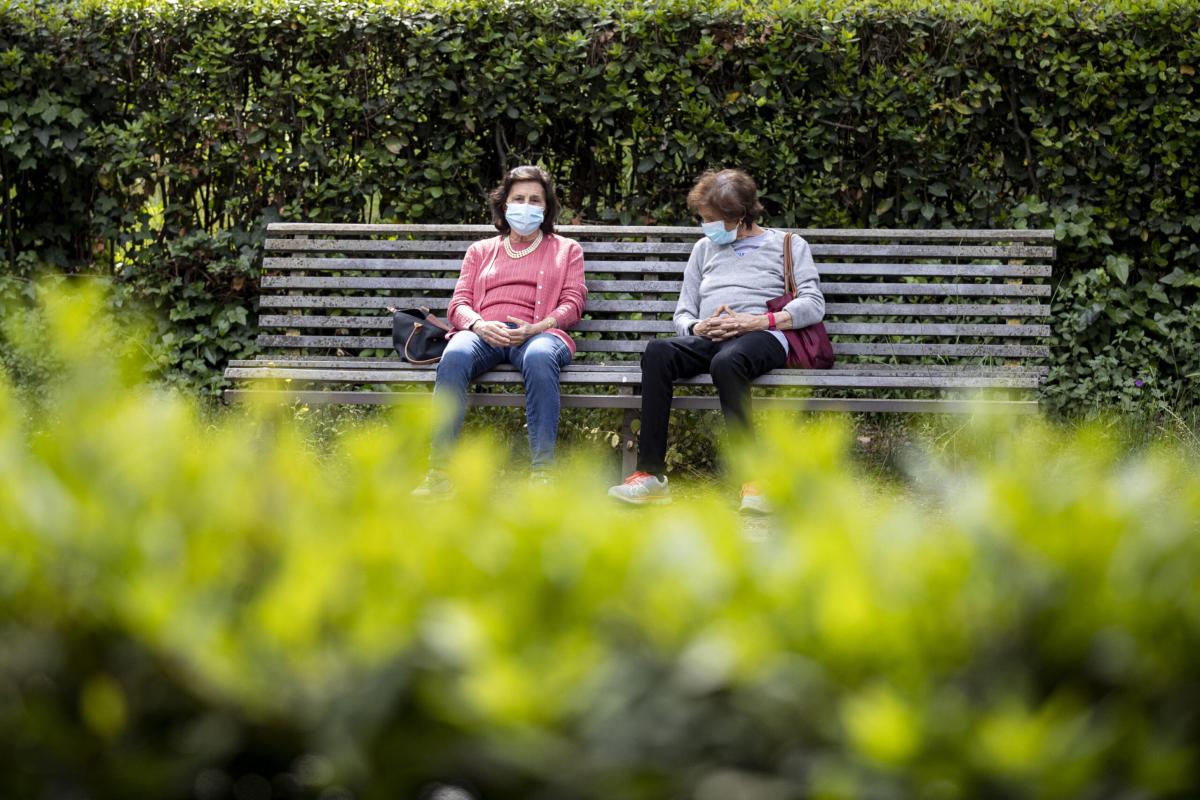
[488,165,559,235]
[686,169,764,226]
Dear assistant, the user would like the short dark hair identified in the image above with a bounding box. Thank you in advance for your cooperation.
[686,169,764,226]
[488,165,559,235]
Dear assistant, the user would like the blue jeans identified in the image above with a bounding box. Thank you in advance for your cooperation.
[430,331,572,469]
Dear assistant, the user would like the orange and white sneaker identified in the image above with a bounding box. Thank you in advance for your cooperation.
[739,482,771,515]
[608,471,671,505]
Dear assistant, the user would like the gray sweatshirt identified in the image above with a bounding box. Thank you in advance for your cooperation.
[672,229,825,337]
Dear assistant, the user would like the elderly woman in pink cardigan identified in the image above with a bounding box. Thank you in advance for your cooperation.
[413,165,587,497]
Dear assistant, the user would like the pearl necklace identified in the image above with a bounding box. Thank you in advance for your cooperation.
[503,231,543,260]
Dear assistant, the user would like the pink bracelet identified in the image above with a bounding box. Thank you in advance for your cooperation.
[767,312,777,330]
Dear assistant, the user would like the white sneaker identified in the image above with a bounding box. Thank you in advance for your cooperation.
[739,482,771,515]
[608,471,671,506]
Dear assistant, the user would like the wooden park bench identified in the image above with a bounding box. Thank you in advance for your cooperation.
[224,223,1054,472]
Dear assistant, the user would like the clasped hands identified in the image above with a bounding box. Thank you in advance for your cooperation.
[472,317,541,347]
[693,305,769,341]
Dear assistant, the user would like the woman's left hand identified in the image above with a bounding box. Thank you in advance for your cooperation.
[705,306,767,341]
[505,317,538,345]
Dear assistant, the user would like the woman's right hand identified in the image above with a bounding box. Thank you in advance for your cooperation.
[471,320,514,347]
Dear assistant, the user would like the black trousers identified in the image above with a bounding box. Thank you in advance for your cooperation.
[636,332,787,474]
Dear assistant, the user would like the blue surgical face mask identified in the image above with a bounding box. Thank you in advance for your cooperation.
[506,203,545,235]
[702,219,737,245]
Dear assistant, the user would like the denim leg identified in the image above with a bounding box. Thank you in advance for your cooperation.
[430,331,503,466]
[510,333,571,469]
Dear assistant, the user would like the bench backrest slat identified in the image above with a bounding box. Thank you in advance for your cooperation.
[262,257,1053,278]
[264,237,1054,260]
[266,222,1055,241]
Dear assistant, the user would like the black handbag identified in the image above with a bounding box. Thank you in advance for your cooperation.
[391,306,451,364]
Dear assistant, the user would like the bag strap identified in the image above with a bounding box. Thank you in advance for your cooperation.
[783,232,797,296]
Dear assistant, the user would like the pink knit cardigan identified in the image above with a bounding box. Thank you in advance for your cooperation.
[446,234,588,355]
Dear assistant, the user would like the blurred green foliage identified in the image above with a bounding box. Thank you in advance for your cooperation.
[0,0,1198,410]
[3,286,1199,799]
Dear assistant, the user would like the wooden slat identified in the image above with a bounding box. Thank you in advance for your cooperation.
[255,335,1049,354]
[261,276,691,293]
[265,238,698,255]
[261,276,1052,298]
[816,244,1054,258]
[260,295,449,310]
[225,366,1042,389]
[817,263,1053,277]
[251,336,665,353]
[263,257,692,274]
[258,315,679,333]
[267,223,1056,241]
[825,322,1049,337]
[264,257,467,272]
[256,296,682,312]
[833,343,1049,357]
[265,238,1053,259]
[255,293,1051,319]
[261,314,394,330]
[262,257,1053,279]
[258,305,1050,332]
[825,302,1050,317]
[227,358,1048,376]
[262,276,459,291]
[258,316,1048,338]
[821,283,1051,297]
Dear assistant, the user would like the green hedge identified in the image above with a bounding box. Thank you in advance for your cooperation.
[1,0,1198,409]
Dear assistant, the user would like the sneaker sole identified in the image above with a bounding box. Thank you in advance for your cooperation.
[608,490,672,506]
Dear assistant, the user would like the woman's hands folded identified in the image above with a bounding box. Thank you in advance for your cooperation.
[695,305,768,341]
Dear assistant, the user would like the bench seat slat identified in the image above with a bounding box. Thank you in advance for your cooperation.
[228,357,1049,376]
[225,367,1043,389]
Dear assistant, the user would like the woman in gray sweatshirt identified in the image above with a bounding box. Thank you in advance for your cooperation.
[608,169,825,513]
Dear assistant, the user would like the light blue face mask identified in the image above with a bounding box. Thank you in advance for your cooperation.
[506,203,545,235]
[702,219,737,245]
